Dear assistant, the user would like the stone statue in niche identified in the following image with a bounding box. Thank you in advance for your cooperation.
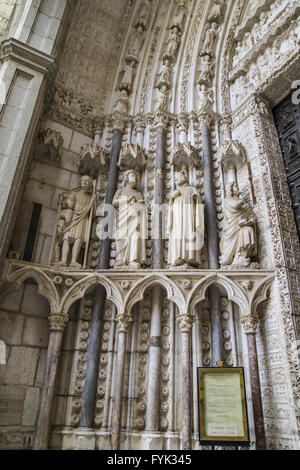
[51,175,96,269]
[219,182,257,268]
[198,54,215,84]
[113,169,148,269]
[201,22,218,56]
[127,25,144,60]
[164,26,181,61]
[207,0,224,23]
[120,60,136,93]
[167,169,204,268]
[197,83,213,113]
[134,0,151,30]
[115,89,129,114]
[156,84,171,112]
[34,128,63,165]
[157,57,171,89]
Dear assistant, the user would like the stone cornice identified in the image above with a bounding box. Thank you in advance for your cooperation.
[0,38,56,77]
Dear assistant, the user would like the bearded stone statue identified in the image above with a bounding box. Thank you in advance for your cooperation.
[167,169,204,268]
[219,182,257,268]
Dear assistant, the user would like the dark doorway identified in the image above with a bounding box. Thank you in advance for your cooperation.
[273,92,300,241]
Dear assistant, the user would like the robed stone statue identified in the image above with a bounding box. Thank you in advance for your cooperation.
[219,182,257,268]
[167,169,204,268]
[113,169,148,269]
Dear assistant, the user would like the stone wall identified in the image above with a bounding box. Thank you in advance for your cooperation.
[0,282,49,449]
[0,0,15,40]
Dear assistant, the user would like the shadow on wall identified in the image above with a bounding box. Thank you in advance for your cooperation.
[0,340,5,364]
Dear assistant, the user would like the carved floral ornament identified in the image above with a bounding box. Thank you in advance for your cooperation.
[0,259,274,331]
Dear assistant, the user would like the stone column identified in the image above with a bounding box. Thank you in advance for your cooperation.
[111,313,132,450]
[198,113,223,364]
[145,284,162,431]
[240,314,266,450]
[33,312,68,450]
[145,112,168,432]
[80,115,126,429]
[177,314,193,450]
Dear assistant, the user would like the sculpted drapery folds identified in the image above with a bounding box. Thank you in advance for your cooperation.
[51,175,95,269]
[167,169,204,268]
[113,169,148,269]
[220,182,257,268]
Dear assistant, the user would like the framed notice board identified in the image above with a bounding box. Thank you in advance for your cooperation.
[197,367,250,446]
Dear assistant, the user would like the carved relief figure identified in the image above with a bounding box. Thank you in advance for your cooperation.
[197,83,213,113]
[120,60,136,93]
[157,57,171,89]
[113,169,148,269]
[220,182,257,268]
[201,22,218,56]
[52,175,95,268]
[127,25,144,59]
[165,26,181,60]
[198,54,215,84]
[34,128,63,164]
[115,89,129,114]
[156,84,171,112]
[167,169,204,268]
[207,0,224,23]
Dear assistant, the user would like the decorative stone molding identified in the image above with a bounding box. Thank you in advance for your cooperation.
[0,260,275,322]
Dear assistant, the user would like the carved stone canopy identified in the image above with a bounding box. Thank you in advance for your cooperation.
[79,143,109,179]
[218,139,246,172]
[170,142,200,170]
[117,143,148,171]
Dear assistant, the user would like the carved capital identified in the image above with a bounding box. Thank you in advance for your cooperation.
[197,112,213,129]
[177,112,189,133]
[240,314,258,334]
[116,313,133,333]
[133,114,146,134]
[177,314,194,332]
[153,110,169,130]
[111,112,128,132]
[48,313,68,331]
